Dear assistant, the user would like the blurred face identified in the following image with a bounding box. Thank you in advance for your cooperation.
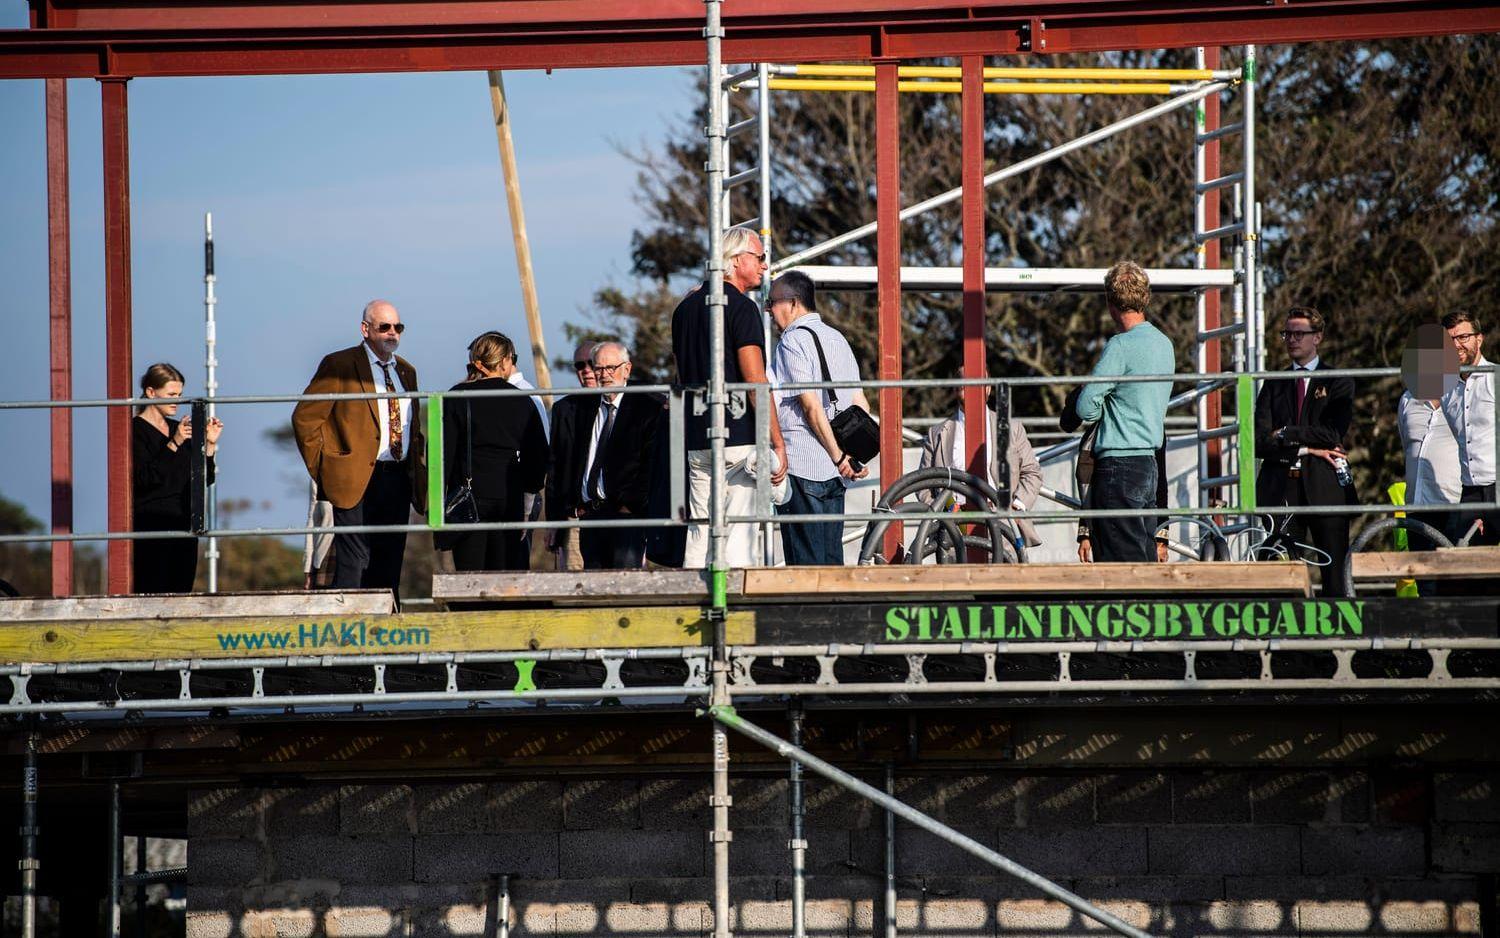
[592,346,632,393]
[1447,322,1485,367]
[1280,317,1322,366]
[729,234,768,289]
[572,343,598,388]
[360,302,403,359]
[146,380,184,417]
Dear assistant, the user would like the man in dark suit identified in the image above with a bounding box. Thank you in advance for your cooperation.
[292,300,425,593]
[546,341,661,569]
[1255,305,1355,596]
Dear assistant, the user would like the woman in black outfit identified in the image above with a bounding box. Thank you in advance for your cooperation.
[444,333,548,571]
[132,362,223,593]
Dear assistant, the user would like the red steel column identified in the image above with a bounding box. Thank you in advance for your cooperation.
[960,55,987,562]
[875,60,903,560]
[101,77,133,594]
[46,77,74,596]
[1202,47,1224,493]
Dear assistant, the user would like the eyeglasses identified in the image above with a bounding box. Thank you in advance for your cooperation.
[1279,329,1318,339]
[573,361,595,371]
[768,295,794,306]
[593,363,628,376]
[366,321,405,334]
[738,252,767,263]
[1449,332,1482,345]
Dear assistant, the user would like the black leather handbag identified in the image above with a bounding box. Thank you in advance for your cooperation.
[800,327,880,467]
[434,399,479,551]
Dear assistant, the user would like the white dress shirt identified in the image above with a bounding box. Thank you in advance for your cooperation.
[1398,392,1461,505]
[1442,355,1496,487]
[580,395,619,502]
[507,370,550,441]
[364,343,410,462]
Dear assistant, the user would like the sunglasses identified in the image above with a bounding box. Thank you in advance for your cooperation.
[367,321,405,334]
[573,361,595,371]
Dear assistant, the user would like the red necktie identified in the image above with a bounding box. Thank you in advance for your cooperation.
[1294,369,1306,420]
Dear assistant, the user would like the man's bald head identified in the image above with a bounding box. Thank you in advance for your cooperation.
[360,299,403,361]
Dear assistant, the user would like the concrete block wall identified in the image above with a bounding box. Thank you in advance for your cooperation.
[187,769,1497,938]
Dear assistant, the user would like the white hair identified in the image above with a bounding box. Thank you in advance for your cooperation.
[592,340,632,363]
[720,227,759,268]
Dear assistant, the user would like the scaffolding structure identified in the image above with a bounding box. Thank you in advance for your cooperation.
[715,52,1260,521]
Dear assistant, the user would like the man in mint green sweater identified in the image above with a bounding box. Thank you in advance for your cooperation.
[1074,262,1176,562]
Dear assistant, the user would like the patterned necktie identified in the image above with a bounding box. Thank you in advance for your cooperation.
[586,400,617,502]
[377,361,403,460]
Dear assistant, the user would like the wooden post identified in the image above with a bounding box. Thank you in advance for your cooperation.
[488,71,553,401]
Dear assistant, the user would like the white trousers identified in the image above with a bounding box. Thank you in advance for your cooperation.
[684,445,761,569]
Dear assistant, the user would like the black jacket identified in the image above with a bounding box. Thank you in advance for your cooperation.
[547,387,663,519]
[443,377,548,502]
[1254,359,1355,508]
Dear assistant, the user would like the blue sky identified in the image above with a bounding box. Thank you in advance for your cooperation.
[0,0,697,538]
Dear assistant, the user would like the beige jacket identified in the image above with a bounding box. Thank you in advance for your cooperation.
[918,411,1043,547]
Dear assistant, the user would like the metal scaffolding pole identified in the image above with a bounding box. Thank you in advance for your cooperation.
[1241,46,1259,376]
[19,729,39,938]
[704,11,733,938]
[108,780,123,938]
[883,764,897,938]
[203,212,220,592]
[757,62,775,566]
[707,706,1156,938]
[773,81,1229,273]
[788,706,807,938]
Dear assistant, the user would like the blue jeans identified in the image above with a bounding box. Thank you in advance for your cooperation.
[1089,455,1158,563]
[778,475,846,566]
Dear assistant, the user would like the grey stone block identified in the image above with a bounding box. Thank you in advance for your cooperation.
[1435,771,1500,822]
[559,830,703,878]
[730,776,790,829]
[340,784,413,835]
[563,778,641,829]
[1250,771,1368,824]
[1433,823,1500,873]
[188,787,263,838]
[640,777,711,831]
[994,827,1148,877]
[1301,826,1426,876]
[804,774,880,830]
[1012,774,1096,828]
[414,782,488,834]
[1073,876,1223,903]
[892,774,1012,826]
[271,836,413,883]
[1224,876,1372,901]
[188,837,263,887]
[414,832,559,882]
[324,903,404,937]
[1372,769,1431,825]
[1096,773,1172,825]
[489,780,564,832]
[264,786,341,837]
[1172,771,1252,823]
[1149,826,1299,876]
[185,911,236,938]
[407,883,489,938]
[730,828,848,877]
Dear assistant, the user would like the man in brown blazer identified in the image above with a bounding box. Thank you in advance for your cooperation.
[292,300,425,593]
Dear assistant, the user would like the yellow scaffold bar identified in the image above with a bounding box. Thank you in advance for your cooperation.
[767,78,1182,95]
[785,64,1218,81]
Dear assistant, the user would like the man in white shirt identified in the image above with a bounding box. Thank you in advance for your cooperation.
[1439,311,1497,547]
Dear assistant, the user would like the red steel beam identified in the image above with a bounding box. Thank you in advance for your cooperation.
[3,2,1499,78]
[1201,46,1224,501]
[101,76,133,595]
[46,76,73,597]
[960,54,987,563]
[875,59,903,562]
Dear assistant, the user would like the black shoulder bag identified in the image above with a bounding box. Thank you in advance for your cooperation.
[435,398,480,551]
[799,326,880,466]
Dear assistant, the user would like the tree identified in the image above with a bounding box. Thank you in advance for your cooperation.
[0,495,105,596]
[571,36,1500,497]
